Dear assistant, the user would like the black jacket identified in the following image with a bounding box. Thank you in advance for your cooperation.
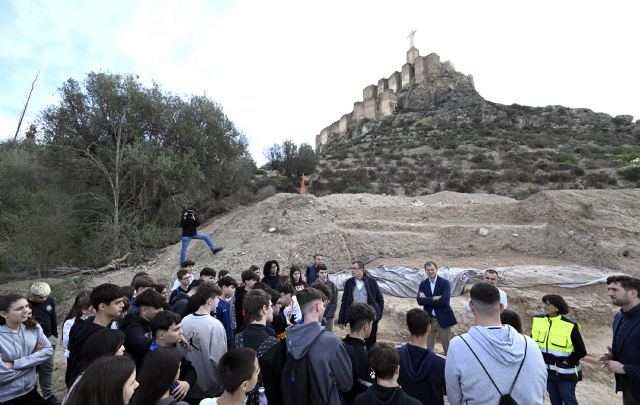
[170,288,189,306]
[234,286,248,332]
[236,324,285,405]
[180,214,200,237]
[261,275,282,290]
[342,335,373,404]
[28,298,58,338]
[65,317,105,387]
[119,314,153,366]
[338,276,384,324]
[612,303,640,401]
[354,385,421,405]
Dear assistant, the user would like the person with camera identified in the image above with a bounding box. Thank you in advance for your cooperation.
[179,206,223,264]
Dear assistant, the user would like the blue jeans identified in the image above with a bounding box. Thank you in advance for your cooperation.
[180,233,217,263]
[547,378,578,405]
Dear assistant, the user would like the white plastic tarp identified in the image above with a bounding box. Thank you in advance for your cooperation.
[330,264,622,298]
[331,266,468,298]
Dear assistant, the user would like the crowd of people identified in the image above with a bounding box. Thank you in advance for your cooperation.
[1,256,639,405]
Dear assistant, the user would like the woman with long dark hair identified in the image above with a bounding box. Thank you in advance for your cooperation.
[289,265,307,291]
[62,291,93,358]
[0,293,53,405]
[64,355,138,405]
[133,347,188,405]
[262,260,282,289]
[63,328,126,404]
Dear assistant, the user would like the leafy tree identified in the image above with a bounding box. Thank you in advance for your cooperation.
[0,141,78,278]
[264,140,317,182]
[0,72,255,276]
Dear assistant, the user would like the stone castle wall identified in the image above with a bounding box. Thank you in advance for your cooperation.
[315,47,453,151]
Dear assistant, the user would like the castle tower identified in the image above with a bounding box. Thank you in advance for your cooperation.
[407,47,420,65]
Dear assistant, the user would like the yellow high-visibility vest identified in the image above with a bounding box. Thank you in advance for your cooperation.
[532,315,578,357]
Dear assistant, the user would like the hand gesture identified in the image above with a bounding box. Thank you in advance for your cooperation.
[599,346,614,363]
[171,380,190,400]
[605,360,626,374]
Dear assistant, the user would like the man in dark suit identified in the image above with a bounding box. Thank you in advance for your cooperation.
[416,260,457,355]
[600,275,640,404]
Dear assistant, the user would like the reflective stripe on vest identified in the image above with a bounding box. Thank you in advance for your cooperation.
[548,363,582,375]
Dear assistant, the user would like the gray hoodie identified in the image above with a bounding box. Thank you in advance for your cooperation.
[0,323,53,402]
[286,321,353,405]
[445,325,547,405]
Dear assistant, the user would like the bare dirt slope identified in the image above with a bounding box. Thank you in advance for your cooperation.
[80,188,639,288]
[3,189,639,403]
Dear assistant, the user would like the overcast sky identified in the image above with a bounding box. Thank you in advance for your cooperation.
[1,0,638,165]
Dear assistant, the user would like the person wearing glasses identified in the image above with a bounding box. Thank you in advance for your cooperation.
[531,294,586,405]
[338,261,384,349]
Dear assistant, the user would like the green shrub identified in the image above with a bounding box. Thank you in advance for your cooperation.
[558,152,577,165]
[344,186,369,194]
[615,147,640,163]
[617,165,640,181]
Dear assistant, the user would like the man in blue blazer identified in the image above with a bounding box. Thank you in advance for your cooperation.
[417,260,457,354]
[600,275,640,404]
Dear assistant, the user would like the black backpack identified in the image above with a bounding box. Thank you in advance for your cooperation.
[281,346,330,405]
[234,332,279,405]
[459,334,528,405]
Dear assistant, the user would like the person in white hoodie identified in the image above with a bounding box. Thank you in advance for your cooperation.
[445,283,547,405]
[1,293,53,405]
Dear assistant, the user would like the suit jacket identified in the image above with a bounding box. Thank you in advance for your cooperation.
[612,304,640,401]
[416,276,457,329]
[338,275,384,324]
[306,264,319,285]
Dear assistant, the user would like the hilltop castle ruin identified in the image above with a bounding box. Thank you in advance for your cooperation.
[315,46,474,151]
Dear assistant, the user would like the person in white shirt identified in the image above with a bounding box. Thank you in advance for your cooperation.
[62,291,93,358]
[465,269,508,313]
[171,260,197,291]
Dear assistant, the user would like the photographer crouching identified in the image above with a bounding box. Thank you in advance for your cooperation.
[179,206,223,264]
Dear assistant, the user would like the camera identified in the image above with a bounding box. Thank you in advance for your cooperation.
[183,207,196,219]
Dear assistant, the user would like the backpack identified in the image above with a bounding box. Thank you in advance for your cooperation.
[459,334,528,405]
[281,342,330,405]
[234,332,279,405]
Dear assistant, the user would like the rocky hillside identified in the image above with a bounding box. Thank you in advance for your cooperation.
[313,60,640,198]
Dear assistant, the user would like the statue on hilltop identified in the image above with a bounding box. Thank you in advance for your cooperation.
[407,29,417,49]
